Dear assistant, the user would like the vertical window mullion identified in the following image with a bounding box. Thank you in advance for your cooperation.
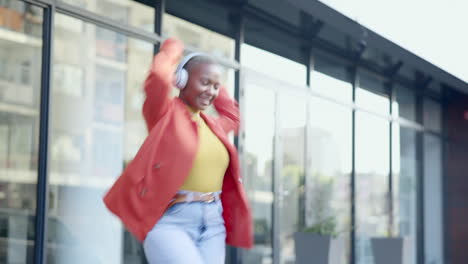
[34,3,54,264]
[154,0,165,54]
[350,65,358,264]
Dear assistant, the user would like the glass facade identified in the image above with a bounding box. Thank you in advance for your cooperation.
[393,83,416,122]
[423,134,444,264]
[242,79,275,264]
[48,12,153,264]
[355,112,390,264]
[0,0,456,264]
[392,125,417,264]
[278,93,307,264]
[308,97,352,262]
[60,0,155,32]
[0,1,42,263]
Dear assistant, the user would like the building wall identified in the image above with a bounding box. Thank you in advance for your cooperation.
[446,90,468,264]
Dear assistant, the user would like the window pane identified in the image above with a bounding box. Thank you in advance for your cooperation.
[308,97,352,262]
[60,0,155,32]
[242,80,275,264]
[279,93,307,264]
[241,44,306,88]
[0,1,42,263]
[423,134,443,264]
[312,51,352,103]
[424,99,441,133]
[163,13,235,60]
[357,71,390,115]
[393,84,416,122]
[355,112,390,264]
[392,125,417,264]
[49,13,153,264]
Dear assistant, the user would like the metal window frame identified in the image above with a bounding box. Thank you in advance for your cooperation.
[351,65,358,264]
[415,85,425,264]
[388,80,394,237]
[441,89,449,264]
[34,3,54,264]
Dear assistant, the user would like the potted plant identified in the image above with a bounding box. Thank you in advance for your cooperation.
[370,236,411,264]
[294,174,347,264]
[370,193,412,264]
[295,217,345,264]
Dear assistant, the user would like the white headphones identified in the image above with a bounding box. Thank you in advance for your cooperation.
[174,52,208,90]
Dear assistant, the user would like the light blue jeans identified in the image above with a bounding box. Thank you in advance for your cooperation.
[143,191,226,264]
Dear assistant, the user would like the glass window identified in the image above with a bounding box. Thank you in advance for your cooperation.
[0,1,42,263]
[423,134,443,264]
[423,98,441,133]
[59,0,155,32]
[278,93,307,264]
[242,78,275,264]
[308,97,352,262]
[392,125,417,264]
[312,51,352,103]
[357,71,390,115]
[393,84,416,122]
[48,13,153,264]
[241,44,307,88]
[163,13,235,60]
[355,112,390,264]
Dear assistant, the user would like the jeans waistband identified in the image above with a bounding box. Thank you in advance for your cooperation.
[176,190,222,202]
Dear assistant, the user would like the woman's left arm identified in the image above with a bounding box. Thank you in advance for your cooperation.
[213,87,240,135]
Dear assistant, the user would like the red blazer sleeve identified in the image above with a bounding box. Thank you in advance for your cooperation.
[142,38,184,132]
[213,87,240,135]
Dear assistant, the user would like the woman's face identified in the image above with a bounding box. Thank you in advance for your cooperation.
[180,62,222,111]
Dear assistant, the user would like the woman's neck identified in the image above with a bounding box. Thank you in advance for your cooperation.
[187,105,201,114]
[179,95,201,114]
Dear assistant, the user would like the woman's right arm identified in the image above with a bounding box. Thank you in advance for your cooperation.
[142,38,184,131]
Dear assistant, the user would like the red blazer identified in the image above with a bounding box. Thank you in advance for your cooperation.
[103,40,253,249]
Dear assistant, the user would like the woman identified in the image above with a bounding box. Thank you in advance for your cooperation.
[103,38,253,264]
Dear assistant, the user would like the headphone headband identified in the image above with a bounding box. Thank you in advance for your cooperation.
[174,52,211,90]
[175,52,209,73]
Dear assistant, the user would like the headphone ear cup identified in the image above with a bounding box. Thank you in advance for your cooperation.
[175,68,188,90]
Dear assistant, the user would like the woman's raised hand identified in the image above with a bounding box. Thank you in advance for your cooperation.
[150,38,184,88]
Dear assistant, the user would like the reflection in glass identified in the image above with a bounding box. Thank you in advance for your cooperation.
[163,14,235,60]
[49,13,153,264]
[308,97,352,263]
[312,52,352,103]
[423,135,443,264]
[0,1,42,263]
[310,71,352,103]
[356,71,390,114]
[241,44,306,88]
[279,94,307,264]
[355,112,390,264]
[392,125,417,264]
[242,83,275,264]
[60,0,155,32]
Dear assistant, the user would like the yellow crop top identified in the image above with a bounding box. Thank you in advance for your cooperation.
[180,110,230,192]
